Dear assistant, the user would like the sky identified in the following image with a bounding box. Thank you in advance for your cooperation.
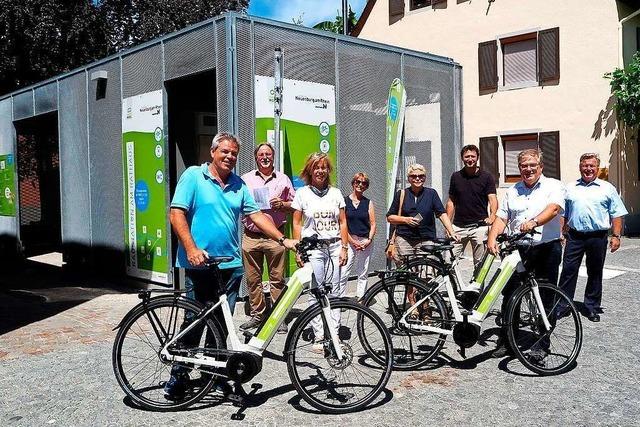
[247,0,368,28]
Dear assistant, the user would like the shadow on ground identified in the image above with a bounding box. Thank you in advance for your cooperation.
[0,260,143,334]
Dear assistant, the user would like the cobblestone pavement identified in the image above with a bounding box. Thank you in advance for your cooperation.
[1,240,639,426]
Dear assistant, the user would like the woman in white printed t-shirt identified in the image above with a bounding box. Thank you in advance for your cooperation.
[291,153,349,352]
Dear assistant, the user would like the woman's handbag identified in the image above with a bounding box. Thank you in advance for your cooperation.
[385,189,405,260]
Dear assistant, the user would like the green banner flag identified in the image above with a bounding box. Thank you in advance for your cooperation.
[386,78,407,212]
[0,154,16,217]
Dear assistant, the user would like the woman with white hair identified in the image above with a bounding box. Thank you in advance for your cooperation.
[387,163,458,261]
[386,164,458,319]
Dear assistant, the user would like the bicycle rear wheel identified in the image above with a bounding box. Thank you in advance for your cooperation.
[506,281,583,375]
[112,296,223,411]
[360,277,449,369]
[285,299,392,414]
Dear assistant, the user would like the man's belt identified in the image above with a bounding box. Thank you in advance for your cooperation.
[244,225,285,239]
[568,228,608,237]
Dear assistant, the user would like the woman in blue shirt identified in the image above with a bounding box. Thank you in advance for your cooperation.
[387,163,458,258]
[338,172,377,302]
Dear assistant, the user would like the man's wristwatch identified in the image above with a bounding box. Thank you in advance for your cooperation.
[531,218,539,226]
[611,233,621,239]
[277,236,286,246]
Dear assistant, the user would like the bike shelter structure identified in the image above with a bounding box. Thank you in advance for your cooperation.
[0,13,462,285]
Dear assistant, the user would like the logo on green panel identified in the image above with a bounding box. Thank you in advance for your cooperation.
[154,127,163,142]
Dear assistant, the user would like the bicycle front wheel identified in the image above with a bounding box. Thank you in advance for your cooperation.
[112,296,223,411]
[286,299,393,414]
[360,277,449,369]
[506,281,583,375]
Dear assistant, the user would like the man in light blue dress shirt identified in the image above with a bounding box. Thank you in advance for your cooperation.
[557,153,627,322]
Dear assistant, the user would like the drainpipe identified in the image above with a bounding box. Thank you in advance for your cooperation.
[617,7,640,201]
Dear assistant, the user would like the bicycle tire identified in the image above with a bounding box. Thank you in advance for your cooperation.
[360,277,449,370]
[285,299,393,414]
[112,296,223,411]
[506,281,583,376]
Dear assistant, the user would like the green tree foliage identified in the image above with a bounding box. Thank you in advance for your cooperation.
[0,0,108,95]
[98,0,248,52]
[605,52,640,130]
[0,0,248,95]
[313,6,357,35]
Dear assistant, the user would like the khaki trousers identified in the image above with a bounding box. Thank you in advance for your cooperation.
[241,230,286,319]
[451,224,488,266]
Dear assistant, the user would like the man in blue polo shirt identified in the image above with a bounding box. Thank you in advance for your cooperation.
[166,132,297,400]
[558,153,627,322]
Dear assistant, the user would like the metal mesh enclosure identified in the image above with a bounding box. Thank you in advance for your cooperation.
[34,83,57,115]
[164,24,216,81]
[122,45,163,98]
[403,55,459,198]
[88,59,123,251]
[235,19,255,175]
[253,24,335,85]
[58,72,90,246]
[336,41,402,271]
[0,13,462,280]
[216,19,230,133]
[13,91,34,121]
[0,98,17,237]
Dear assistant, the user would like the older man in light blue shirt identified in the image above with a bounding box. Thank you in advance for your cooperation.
[558,153,627,322]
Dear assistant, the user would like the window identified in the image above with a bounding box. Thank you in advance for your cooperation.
[410,0,431,10]
[478,27,559,93]
[479,131,560,184]
[502,35,537,87]
[390,0,447,21]
[503,134,538,182]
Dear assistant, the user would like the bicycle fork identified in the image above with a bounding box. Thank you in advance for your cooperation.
[317,293,347,360]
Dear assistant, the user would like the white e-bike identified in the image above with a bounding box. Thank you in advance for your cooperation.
[112,236,393,413]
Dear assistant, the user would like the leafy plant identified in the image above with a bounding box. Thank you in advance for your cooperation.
[313,6,357,35]
[605,52,640,130]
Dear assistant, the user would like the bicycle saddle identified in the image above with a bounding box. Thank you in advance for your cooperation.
[419,243,454,254]
[205,256,234,265]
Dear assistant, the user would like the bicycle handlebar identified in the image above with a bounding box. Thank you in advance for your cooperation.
[295,235,333,263]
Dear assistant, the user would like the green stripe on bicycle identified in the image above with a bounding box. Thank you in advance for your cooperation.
[257,275,304,341]
[476,264,514,315]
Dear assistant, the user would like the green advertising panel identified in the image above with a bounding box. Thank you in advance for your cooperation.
[386,78,407,212]
[122,90,169,283]
[0,154,16,216]
[254,76,337,274]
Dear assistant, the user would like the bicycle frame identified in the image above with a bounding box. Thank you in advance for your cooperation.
[158,263,346,370]
[400,245,552,334]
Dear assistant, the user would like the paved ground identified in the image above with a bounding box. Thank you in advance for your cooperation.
[1,240,639,426]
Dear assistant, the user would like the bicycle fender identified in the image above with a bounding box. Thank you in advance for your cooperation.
[111,294,204,331]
